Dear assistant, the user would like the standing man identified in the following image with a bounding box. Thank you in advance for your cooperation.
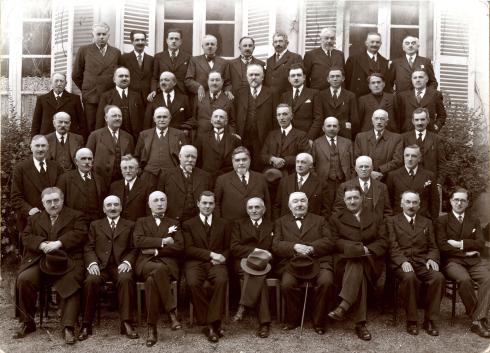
[72,23,121,133]
[31,72,85,137]
[388,191,444,336]
[303,27,345,90]
[228,36,265,94]
[345,32,391,98]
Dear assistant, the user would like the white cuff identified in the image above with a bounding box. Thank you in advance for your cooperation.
[87,262,97,270]
[122,260,132,269]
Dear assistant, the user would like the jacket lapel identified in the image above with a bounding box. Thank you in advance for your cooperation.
[371,180,380,207]
[50,208,72,237]
[255,88,270,108]
[299,214,315,237]
[286,214,302,238]
[126,177,143,204]
[102,218,113,239]
[101,128,116,152]
[27,161,45,193]
[197,56,211,75]
[230,173,247,194]
[359,53,373,75]
[89,44,105,66]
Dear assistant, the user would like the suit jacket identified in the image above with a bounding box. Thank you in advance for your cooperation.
[31,90,85,136]
[157,167,212,221]
[86,127,135,185]
[215,170,271,221]
[230,217,274,265]
[152,50,191,94]
[144,90,194,131]
[388,212,439,268]
[272,212,334,274]
[358,92,398,133]
[354,130,403,175]
[193,91,236,133]
[72,43,121,104]
[435,212,485,266]
[387,166,439,220]
[280,87,322,140]
[84,217,137,269]
[95,88,145,136]
[264,51,303,100]
[389,55,438,93]
[314,87,359,139]
[109,175,154,221]
[46,132,84,169]
[303,48,345,90]
[345,52,391,98]
[120,51,154,99]
[185,55,231,94]
[133,215,184,279]
[260,127,310,174]
[134,127,187,172]
[311,135,353,180]
[228,56,265,93]
[333,178,393,219]
[273,172,328,219]
[397,87,447,133]
[402,130,446,184]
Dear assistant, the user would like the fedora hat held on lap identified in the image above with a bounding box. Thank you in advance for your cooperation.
[285,255,320,280]
[39,249,75,276]
[241,249,272,276]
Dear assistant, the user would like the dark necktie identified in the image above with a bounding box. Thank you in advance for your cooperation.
[409,168,415,178]
[55,95,61,107]
[330,137,337,151]
[416,89,422,103]
[60,135,65,145]
[281,129,286,145]
[99,45,106,56]
[298,176,304,190]
[112,130,118,144]
[276,53,280,62]
[83,172,90,181]
[376,131,382,142]
[363,181,369,193]
[110,220,116,233]
[253,220,259,228]
[167,93,172,107]
[137,53,143,68]
[215,130,222,142]
[211,93,217,103]
[241,174,247,187]
[204,216,210,233]
[50,216,58,226]
[252,88,258,99]
[39,161,47,175]
[409,217,414,229]
[293,88,300,106]
[408,55,414,69]
[416,132,423,148]
[206,55,214,62]
[294,216,304,228]
[332,88,338,104]
[121,90,127,101]
[458,215,463,223]
[170,50,177,62]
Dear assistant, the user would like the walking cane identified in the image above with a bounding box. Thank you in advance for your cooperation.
[299,282,309,337]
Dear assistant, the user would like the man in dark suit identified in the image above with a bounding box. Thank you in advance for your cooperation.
[435,188,490,338]
[314,68,358,139]
[78,195,138,341]
[11,135,64,241]
[235,64,275,170]
[230,197,274,338]
[120,30,154,103]
[264,31,302,107]
[46,112,84,172]
[274,152,328,219]
[215,146,271,222]
[389,36,438,93]
[86,105,135,186]
[31,72,85,137]
[333,155,392,219]
[354,109,403,181]
[95,67,144,138]
[228,36,266,94]
[183,191,230,342]
[387,145,439,220]
[345,32,391,98]
[110,155,153,221]
[388,191,444,336]
[14,187,87,344]
[272,191,335,333]
[133,191,184,346]
[303,27,345,90]
[328,186,388,341]
[280,64,322,141]
[56,148,107,222]
[397,69,446,133]
[157,145,212,223]
[312,117,353,216]
[72,23,121,133]
[402,107,446,185]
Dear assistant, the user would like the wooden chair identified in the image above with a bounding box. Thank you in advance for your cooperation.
[189,280,229,326]
[136,281,178,325]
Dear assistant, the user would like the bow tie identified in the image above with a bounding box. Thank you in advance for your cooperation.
[153,214,164,220]
[294,216,305,221]
[206,55,214,62]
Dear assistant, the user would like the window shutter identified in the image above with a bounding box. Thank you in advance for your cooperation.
[70,2,93,94]
[121,0,155,55]
[243,0,275,61]
[51,2,72,89]
[304,0,337,52]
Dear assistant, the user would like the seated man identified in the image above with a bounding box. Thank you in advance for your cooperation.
[328,185,388,341]
[272,192,335,334]
[435,188,490,338]
[183,191,230,342]
[14,187,87,345]
[230,197,274,338]
[133,191,183,347]
[388,191,444,336]
[79,195,138,341]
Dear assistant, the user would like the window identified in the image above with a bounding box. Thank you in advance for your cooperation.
[205,0,236,57]
[162,0,194,54]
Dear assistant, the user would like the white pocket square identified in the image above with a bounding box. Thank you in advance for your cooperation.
[180,107,184,111]
[305,99,311,103]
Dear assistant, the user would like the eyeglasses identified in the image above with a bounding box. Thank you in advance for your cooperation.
[404,41,418,46]
[44,199,61,205]
[451,198,468,204]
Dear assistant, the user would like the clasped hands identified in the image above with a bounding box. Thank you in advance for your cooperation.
[294,243,314,256]
[270,156,286,169]
[210,252,226,265]
[401,259,439,273]
[38,240,62,253]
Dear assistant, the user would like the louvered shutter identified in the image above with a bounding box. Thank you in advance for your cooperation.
[51,1,72,90]
[121,0,155,55]
[243,0,275,61]
[71,2,94,95]
[304,0,337,52]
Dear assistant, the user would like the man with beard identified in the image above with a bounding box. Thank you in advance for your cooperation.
[228,36,266,94]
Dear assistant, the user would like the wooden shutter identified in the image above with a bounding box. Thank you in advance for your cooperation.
[51,1,72,89]
[243,0,275,61]
[121,0,155,55]
[304,0,337,52]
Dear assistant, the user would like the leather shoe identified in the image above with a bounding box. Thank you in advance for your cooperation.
[406,321,418,336]
[282,323,298,331]
[355,323,372,341]
[482,319,489,331]
[257,324,270,338]
[471,321,490,338]
[328,306,346,321]
[232,305,245,322]
[13,322,36,339]
[146,324,158,347]
[423,320,439,336]
[169,311,182,330]
[314,326,325,335]
[120,321,139,339]
[64,327,76,345]
[77,324,92,341]
[203,326,219,343]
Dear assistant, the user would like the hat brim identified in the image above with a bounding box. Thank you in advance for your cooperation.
[241,258,272,276]
[263,168,283,183]
[39,256,75,276]
[285,261,320,280]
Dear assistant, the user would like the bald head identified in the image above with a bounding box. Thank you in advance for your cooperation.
[75,148,93,173]
[148,191,167,215]
[211,109,228,129]
[179,145,198,172]
[355,155,373,180]
[103,195,122,219]
[53,112,71,135]
[288,192,308,217]
[323,116,340,138]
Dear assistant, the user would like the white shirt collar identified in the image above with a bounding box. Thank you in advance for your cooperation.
[406,53,417,61]
[415,129,426,140]
[78,169,91,179]
[134,50,145,59]
[55,131,67,142]
[108,127,119,138]
[163,90,175,100]
[199,213,213,225]
[367,51,377,60]
[53,91,63,98]
[326,135,337,143]
[251,218,262,225]
[32,157,47,172]
[403,213,416,223]
[405,165,419,175]
[209,90,221,99]
[298,173,310,182]
[374,129,384,137]
[452,211,464,220]
[359,178,371,188]
[250,85,262,96]
[156,127,168,136]
[282,124,293,135]
[293,85,304,95]
[214,127,224,134]
[236,170,250,182]
[330,86,341,96]
[168,49,179,56]
[415,87,426,95]
[115,86,128,97]
[107,216,120,225]
[126,176,137,189]
[275,49,287,60]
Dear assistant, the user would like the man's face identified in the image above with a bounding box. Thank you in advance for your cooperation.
[197,195,215,216]
[411,71,428,89]
[53,114,71,135]
[153,108,172,130]
[412,112,429,131]
[323,118,340,138]
[355,158,373,180]
[344,190,362,213]
[295,155,312,176]
[232,152,251,174]
[75,150,93,173]
[402,37,419,56]
[132,33,146,53]
[93,26,109,47]
[202,37,217,55]
[327,70,344,88]
[114,68,130,89]
[401,193,420,216]
[247,66,264,88]
[121,160,138,182]
[208,72,223,93]
[276,107,292,128]
[288,68,305,88]
[105,107,122,130]
[450,192,469,214]
[166,31,182,51]
[368,76,385,95]
[372,113,388,131]
[159,72,177,92]
[42,192,63,217]
[288,193,308,216]
[246,198,266,221]
[365,34,382,54]
[239,38,255,58]
[31,137,48,161]
[51,74,66,94]
[149,193,167,215]
[320,30,336,50]
[404,147,421,169]
[210,110,227,129]
[179,147,197,172]
[103,197,122,219]
[273,35,288,53]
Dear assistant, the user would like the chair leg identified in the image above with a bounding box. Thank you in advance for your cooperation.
[189,302,194,327]
[225,281,229,322]
[275,285,281,322]
[137,284,142,326]
[451,281,457,327]
[392,279,398,326]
